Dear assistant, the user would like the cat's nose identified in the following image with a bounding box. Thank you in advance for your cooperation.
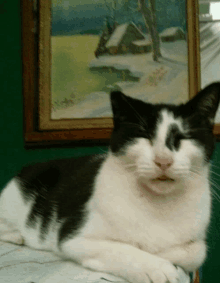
[154,156,173,171]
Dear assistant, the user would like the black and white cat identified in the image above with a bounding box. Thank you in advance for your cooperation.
[1,83,220,283]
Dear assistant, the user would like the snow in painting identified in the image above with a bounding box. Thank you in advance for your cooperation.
[51,0,188,120]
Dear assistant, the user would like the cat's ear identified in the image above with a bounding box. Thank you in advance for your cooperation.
[185,82,220,123]
[110,91,134,126]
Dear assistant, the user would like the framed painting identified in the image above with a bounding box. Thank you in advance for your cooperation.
[22,0,202,147]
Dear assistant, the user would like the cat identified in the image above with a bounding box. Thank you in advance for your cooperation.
[1,82,220,283]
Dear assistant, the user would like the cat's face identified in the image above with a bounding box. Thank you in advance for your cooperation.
[110,83,220,195]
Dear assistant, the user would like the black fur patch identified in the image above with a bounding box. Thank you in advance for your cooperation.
[165,123,183,151]
[17,155,105,243]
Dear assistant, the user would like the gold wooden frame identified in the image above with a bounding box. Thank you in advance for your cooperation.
[38,0,113,131]
[23,0,211,147]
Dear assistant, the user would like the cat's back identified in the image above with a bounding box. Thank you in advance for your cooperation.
[0,154,106,249]
[17,154,105,203]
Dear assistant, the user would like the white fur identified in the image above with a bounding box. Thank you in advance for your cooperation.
[0,109,211,283]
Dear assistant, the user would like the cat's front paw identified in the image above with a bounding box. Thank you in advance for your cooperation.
[148,259,179,283]
[132,258,181,283]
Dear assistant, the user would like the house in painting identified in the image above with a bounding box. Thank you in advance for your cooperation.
[95,19,114,58]
[160,27,186,42]
[96,22,151,56]
[132,39,152,54]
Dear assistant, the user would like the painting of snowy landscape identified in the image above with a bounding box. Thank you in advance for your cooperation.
[51,0,187,120]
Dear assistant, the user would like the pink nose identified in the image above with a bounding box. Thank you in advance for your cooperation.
[154,156,173,171]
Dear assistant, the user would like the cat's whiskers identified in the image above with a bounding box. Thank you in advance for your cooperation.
[188,170,202,182]
[211,191,220,204]
[189,170,220,204]
[209,170,220,178]
[137,169,152,176]
[97,147,108,154]
[209,174,220,185]
[206,160,220,170]
[172,166,188,173]
[209,164,220,171]
[191,164,220,180]
[190,165,203,174]
[123,163,136,171]
[120,122,146,132]
[124,163,135,168]
[137,166,154,178]
[210,162,220,168]
[209,181,220,203]
[137,164,150,172]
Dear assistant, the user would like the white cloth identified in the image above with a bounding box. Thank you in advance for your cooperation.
[0,242,191,283]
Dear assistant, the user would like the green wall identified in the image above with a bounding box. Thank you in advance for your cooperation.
[1,1,220,282]
[0,0,108,189]
[204,147,220,282]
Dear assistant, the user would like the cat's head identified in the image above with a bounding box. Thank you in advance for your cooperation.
[110,83,220,195]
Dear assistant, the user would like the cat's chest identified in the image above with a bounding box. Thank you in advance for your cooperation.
[84,181,210,254]
[109,203,204,253]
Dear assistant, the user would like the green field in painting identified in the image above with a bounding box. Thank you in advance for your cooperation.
[51,35,138,110]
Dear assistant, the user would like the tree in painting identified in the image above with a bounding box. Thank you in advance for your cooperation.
[138,0,161,61]
[96,0,161,61]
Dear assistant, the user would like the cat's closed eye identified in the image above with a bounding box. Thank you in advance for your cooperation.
[173,135,182,149]
[167,133,186,150]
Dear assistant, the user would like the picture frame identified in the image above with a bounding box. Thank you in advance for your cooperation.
[22,0,214,148]
[199,0,220,129]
